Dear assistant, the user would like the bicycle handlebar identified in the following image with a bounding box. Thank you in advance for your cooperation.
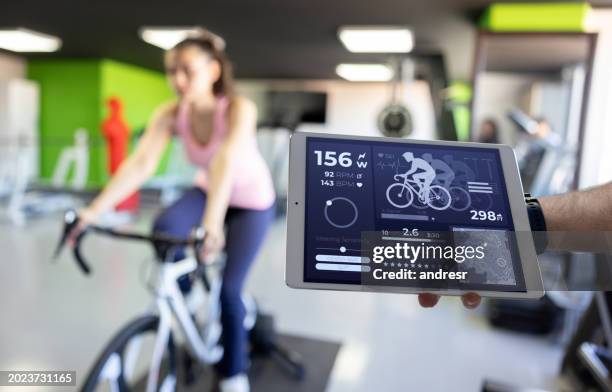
[53,210,211,289]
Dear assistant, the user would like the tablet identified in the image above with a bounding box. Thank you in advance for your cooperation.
[286,132,544,299]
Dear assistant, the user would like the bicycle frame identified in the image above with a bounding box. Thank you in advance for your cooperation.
[145,257,222,392]
[54,212,254,392]
[95,257,223,392]
[397,175,426,200]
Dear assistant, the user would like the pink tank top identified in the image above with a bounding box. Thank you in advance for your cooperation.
[175,96,276,210]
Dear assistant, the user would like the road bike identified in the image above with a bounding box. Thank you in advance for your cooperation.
[386,173,452,210]
[54,210,258,392]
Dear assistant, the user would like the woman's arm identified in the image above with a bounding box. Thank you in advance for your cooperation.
[82,102,176,220]
[200,96,258,257]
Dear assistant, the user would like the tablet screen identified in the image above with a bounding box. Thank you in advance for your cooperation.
[303,137,526,292]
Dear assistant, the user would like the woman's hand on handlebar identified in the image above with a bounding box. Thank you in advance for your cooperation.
[200,223,225,263]
[67,208,98,246]
[418,292,481,309]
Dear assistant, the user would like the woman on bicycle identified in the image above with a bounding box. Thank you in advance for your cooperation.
[75,29,275,392]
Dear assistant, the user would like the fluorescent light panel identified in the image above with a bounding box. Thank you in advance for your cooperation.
[338,26,413,53]
[336,63,393,82]
[139,27,202,50]
[0,28,61,52]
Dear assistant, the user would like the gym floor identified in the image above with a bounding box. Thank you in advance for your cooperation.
[1,209,563,392]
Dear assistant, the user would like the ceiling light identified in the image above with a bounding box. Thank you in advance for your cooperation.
[338,26,413,53]
[139,27,201,50]
[336,63,394,82]
[0,28,61,52]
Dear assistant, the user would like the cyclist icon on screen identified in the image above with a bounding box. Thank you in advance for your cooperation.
[442,154,475,184]
[422,153,455,189]
[401,152,435,194]
[385,152,452,210]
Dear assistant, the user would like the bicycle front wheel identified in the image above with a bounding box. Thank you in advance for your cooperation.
[386,183,414,209]
[80,315,177,392]
[425,186,452,211]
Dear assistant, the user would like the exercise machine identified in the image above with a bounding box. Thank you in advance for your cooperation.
[0,130,88,225]
[54,211,305,390]
[508,108,576,196]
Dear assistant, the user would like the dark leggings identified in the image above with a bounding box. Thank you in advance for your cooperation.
[152,187,275,377]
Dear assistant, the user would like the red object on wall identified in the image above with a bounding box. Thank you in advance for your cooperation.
[102,97,139,211]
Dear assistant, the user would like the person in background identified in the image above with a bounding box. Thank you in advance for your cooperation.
[477,118,500,144]
[72,29,275,392]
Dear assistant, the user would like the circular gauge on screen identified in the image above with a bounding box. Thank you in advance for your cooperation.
[324,197,358,228]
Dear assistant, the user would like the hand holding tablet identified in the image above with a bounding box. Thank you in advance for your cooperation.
[286,132,544,299]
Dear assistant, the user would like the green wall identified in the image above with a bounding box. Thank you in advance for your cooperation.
[100,60,173,134]
[28,60,101,185]
[28,59,173,188]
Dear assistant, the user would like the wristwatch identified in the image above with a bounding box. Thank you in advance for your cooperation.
[525,193,548,254]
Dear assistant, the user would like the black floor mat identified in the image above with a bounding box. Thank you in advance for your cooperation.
[135,333,341,392]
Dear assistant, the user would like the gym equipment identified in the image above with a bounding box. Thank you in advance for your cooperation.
[485,255,612,392]
[0,79,39,184]
[0,135,38,225]
[484,294,612,392]
[562,255,612,391]
[51,128,89,190]
[508,108,575,196]
[575,291,612,391]
[502,108,590,347]
[250,312,306,380]
[377,58,414,138]
[0,130,86,225]
[54,210,304,391]
[487,296,562,335]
